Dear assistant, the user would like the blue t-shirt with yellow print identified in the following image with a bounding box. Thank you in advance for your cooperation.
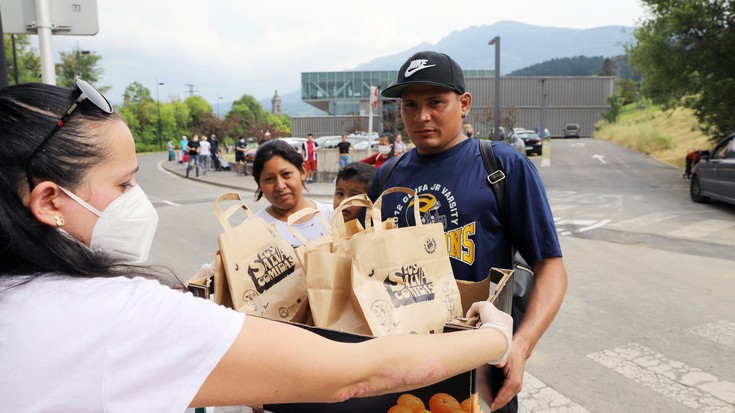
[369,138,561,282]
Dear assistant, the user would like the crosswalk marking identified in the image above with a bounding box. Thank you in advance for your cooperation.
[519,372,589,412]
[667,219,735,239]
[688,321,735,350]
[588,342,735,411]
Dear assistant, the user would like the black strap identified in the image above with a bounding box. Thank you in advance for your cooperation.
[478,140,507,225]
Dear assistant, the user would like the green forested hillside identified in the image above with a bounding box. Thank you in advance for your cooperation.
[508,55,639,80]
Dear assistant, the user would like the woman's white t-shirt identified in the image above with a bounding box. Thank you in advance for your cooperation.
[254,200,334,247]
[0,275,244,412]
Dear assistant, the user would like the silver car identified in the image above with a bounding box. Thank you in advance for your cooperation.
[690,133,735,206]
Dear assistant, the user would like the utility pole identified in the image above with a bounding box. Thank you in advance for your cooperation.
[489,37,501,140]
[0,8,9,88]
[185,83,199,97]
[156,79,165,151]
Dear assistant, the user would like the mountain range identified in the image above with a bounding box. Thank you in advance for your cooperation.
[258,20,636,116]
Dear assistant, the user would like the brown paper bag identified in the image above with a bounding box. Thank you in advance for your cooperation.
[286,206,333,269]
[350,187,463,336]
[213,193,308,322]
[300,195,373,334]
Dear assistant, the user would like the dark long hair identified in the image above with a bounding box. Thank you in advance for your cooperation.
[0,83,178,288]
[252,140,306,201]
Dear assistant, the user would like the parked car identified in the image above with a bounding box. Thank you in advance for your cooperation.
[277,137,307,152]
[690,133,735,206]
[318,134,378,149]
[563,123,581,138]
[512,130,543,156]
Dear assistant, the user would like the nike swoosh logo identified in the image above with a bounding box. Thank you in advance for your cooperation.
[405,64,436,77]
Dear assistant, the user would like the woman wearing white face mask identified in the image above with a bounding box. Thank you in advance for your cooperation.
[360,134,395,169]
[0,82,513,412]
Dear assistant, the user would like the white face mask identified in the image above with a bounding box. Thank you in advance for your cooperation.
[378,145,392,155]
[240,138,245,143]
[59,185,159,264]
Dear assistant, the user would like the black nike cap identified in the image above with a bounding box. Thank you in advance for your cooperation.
[381,51,466,98]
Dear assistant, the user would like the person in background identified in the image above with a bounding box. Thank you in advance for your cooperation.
[333,162,376,223]
[301,133,319,183]
[210,134,221,171]
[508,133,526,154]
[199,135,212,175]
[185,135,201,178]
[360,134,394,169]
[373,51,567,413]
[336,134,353,170]
[0,80,513,412]
[179,135,188,163]
[252,140,333,247]
[235,136,248,176]
[464,123,474,138]
[393,133,407,156]
[167,139,175,161]
[684,148,701,179]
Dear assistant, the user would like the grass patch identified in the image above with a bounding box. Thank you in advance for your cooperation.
[594,105,714,170]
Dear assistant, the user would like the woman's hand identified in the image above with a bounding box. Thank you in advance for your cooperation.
[466,301,513,366]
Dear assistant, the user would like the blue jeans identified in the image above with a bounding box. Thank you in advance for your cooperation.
[186,155,200,177]
[339,155,351,169]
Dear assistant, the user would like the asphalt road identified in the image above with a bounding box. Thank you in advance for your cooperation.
[137,139,735,412]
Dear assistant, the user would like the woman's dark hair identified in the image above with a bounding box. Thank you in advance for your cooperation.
[336,162,376,187]
[252,140,305,201]
[0,83,178,288]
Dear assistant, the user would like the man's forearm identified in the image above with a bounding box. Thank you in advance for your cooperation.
[513,257,567,359]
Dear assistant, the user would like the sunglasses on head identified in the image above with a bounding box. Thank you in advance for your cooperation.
[25,78,114,190]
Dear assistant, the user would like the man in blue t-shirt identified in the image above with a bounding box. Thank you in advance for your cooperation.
[371,51,568,413]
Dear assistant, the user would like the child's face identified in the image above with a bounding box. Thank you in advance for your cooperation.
[334,177,370,222]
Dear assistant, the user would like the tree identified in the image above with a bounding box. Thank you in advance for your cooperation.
[619,79,638,105]
[628,0,735,137]
[185,95,214,131]
[56,46,107,91]
[601,93,625,123]
[3,34,41,84]
[597,58,617,76]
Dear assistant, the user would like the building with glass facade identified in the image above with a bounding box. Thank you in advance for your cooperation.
[292,69,613,139]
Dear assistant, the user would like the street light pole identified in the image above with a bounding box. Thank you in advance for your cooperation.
[75,44,90,78]
[540,78,548,139]
[489,36,501,140]
[156,78,164,151]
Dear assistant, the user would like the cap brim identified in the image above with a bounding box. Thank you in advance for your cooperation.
[381,81,461,98]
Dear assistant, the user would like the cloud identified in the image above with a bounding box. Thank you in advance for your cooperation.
[41,0,645,104]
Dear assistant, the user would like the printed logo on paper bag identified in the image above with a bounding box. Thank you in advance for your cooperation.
[383,264,435,307]
[393,184,477,265]
[247,245,296,293]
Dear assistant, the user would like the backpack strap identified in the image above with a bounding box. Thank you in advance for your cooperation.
[478,140,507,225]
[375,151,407,194]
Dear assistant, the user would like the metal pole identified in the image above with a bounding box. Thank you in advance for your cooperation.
[489,37,501,140]
[12,34,20,84]
[156,79,163,151]
[35,0,56,85]
[0,8,9,88]
[540,79,547,139]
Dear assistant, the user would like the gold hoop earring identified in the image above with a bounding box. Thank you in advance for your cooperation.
[54,216,65,227]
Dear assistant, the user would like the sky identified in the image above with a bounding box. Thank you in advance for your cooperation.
[28,0,648,106]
